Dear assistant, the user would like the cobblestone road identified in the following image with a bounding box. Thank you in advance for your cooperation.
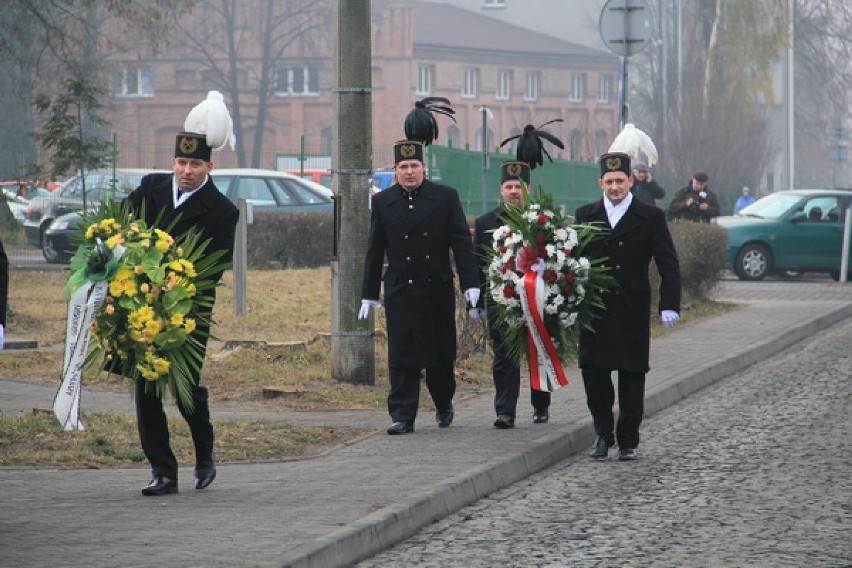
[358,317,852,568]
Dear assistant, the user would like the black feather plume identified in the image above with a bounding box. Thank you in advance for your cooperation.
[499,118,565,169]
[404,97,457,146]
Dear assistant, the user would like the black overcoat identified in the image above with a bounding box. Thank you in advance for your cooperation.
[575,197,681,372]
[472,205,505,318]
[362,179,479,368]
[124,173,239,374]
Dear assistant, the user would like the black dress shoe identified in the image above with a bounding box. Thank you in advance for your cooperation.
[141,476,178,496]
[532,409,549,424]
[618,447,639,461]
[387,421,414,435]
[436,407,454,428]
[493,414,515,429]
[195,468,217,490]
[588,436,614,459]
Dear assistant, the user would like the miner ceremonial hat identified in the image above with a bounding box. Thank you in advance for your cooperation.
[393,140,424,164]
[175,131,212,162]
[599,152,631,177]
[500,161,530,184]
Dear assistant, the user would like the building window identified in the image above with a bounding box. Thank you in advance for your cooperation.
[570,73,587,102]
[113,66,153,97]
[595,129,609,156]
[416,64,434,96]
[524,71,539,101]
[496,69,512,100]
[598,74,612,103]
[462,68,479,98]
[475,127,493,152]
[503,127,521,153]
[569,129,583,160]
[446,125,460,148]
[275,65,319,96]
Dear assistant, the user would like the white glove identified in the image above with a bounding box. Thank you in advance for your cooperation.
[468,308,484,322]
[464,288,480,307]
[661,310,679,328]
[0,323,4,350]
[358,299,382,320]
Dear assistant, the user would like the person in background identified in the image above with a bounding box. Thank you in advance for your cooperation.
[732,185,756,214]
[575,152,682,461]
[472,161,551,429]
[667,171,721,222]
[630,161,665,208]
[359,140,480,435]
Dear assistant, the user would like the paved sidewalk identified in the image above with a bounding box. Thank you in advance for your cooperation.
[1,279,850,568]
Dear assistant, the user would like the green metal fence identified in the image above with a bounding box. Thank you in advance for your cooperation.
[425,145,602,218]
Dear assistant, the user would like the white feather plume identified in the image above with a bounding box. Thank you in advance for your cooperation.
[183,90,236,151]
[607,123,657,167]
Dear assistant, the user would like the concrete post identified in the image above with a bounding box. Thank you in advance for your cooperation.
[331,0,375,384]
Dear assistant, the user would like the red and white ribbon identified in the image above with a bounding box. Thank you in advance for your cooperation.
[517,263,569,392]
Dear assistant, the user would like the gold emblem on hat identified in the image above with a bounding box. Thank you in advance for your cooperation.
[400,144,417,159]
[605,156,622,171]
[506,163,522,177]
[180,136,199,155]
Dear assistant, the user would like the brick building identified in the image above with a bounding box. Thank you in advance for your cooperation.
[102,1,618,171]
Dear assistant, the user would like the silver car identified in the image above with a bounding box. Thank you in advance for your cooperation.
[23,168,166,248]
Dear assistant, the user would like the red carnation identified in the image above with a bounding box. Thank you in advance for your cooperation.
[537,214,549,223]
[537,246,547,257]
[565,273,575,282]
[563,284,573,293]
[535,234,547,243]
[498,245,507,253]
[543,270,558,283]
[516,246,539,272]
[563,248,572,256]
[503,285,516,298]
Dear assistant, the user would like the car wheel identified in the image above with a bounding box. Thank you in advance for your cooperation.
[734,244,771,281]
[42,237,68,264]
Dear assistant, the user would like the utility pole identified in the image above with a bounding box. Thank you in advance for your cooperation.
[331,0,375,384]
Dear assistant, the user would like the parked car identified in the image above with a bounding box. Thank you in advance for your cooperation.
[41,211,86,263]
[715,189,852,281]
[212,168,334,208]
[370,170,395,191]
[39,168,334,263]
[285,168,333,188]
[23,169,165,248]
[0,182,56,225]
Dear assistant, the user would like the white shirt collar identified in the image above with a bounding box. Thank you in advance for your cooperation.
[603,192,633,227]
[173,174,208,207]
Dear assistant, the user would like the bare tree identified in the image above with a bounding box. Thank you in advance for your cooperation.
[0,0,189,179]
[630,0,786,206]
[171,0,331,168]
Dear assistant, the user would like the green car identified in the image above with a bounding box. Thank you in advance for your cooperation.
[716,189,851,281]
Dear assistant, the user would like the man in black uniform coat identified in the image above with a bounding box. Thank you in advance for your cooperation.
[575,152,681,461]
[360,140,480,434]
[126,131,239,495]
[472,161,550,429]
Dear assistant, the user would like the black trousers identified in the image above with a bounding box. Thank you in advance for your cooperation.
[135,378,214,479]
[388,364,455,424]
[581,367,645,449]
[492,329,550,417]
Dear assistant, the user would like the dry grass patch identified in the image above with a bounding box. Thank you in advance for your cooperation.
[0,411,367,467]
[0,268,495,407]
